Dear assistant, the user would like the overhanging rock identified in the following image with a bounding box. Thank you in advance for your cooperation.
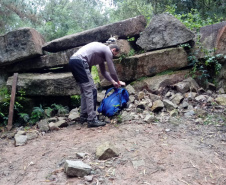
[42,15,146,52]
[6,73,80,96]
[99,47,188,87]
[0,28,45,66]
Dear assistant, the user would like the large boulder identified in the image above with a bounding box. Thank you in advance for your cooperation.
[0,28,45,66]
[136,13,195,51]
[99,47,188,87]
[42,15,146,52]
[197,21,226,58]
[6,72,80,96]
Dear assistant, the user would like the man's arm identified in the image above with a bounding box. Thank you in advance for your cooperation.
[99,63,126,88]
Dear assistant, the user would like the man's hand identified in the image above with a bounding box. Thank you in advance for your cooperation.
[112,81,120,88]
[118,81,126,86]
[112,80,126,88]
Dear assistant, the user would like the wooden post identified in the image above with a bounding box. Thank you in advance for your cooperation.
[7,73,18,131]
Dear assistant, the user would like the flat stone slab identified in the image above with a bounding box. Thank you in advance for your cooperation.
[99,48,188,87]
[5,47,79,73]
[42,15,146,52]
[6,72,80,96]
[0,27,45,66]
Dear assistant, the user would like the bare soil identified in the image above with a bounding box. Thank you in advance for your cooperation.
[0,114,226,185]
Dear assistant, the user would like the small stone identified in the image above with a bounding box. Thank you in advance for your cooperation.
[84,175,93,182]
[215,94,226,106]
[96,142,119,160]
[15,134,27,146]
[64,160,92,177]
[76,153,87,159]
[184,110,195,117]
[151,100,164,112]
[217,88,225,94]
[170,109,178,117]
[144,114,155,123]
[138,91,145,100]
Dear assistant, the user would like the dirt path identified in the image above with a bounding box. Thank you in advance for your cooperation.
[0,118,226,185]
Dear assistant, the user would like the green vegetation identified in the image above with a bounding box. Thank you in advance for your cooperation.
[188,51,223,85]
[0,87,26,126]
[0,86,70,127]
[166,6,223,32]
[70,95,81,108]
[91,66,100,84]
[1,0,224,42]
[203,114,226,125]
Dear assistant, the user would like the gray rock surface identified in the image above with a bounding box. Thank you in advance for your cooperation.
[6,72,80,96]
[0,27,45,66]
[136,13,195,51]
[197,21,226,58]
[96,142,119,160]
[64,160,92,177]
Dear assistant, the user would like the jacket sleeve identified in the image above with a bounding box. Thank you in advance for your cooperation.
[99,63,114,82]
[103,50,119,82]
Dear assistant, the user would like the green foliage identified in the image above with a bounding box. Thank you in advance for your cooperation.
[91,66,100,84]
[71,95,81,108]
[119,49,137,62]
[188,50,223,85]
[0,0,109,41]
[1,0,225,42]
[18,113,30,123]
[51,103,69,116]
[45,107,54,117]
[117,114,122,123]
[30,104,45,124]
[0,87,27,126]
[128,49,136,56]
[108,0,153,23]
[165,6,223,32]
[203,114,226,125]
[127,37,135,42]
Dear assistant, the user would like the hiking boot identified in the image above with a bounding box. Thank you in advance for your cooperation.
[87,119,106,128]
[80,113,88,124]
[80,117,87,124]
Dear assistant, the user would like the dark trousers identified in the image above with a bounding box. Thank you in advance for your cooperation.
[69,56,97,121]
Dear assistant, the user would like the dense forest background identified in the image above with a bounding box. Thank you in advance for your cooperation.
[0,0,225,41]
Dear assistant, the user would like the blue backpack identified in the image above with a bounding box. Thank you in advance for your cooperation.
[98,87,129,117]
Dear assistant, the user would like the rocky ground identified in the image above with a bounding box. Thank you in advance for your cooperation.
[0,78,226,185]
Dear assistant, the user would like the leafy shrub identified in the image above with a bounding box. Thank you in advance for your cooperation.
[71,95,81,108]
[30,104,45,124]
[0,87,26,126]
[166,6,223,32]
[51,103,69,116]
